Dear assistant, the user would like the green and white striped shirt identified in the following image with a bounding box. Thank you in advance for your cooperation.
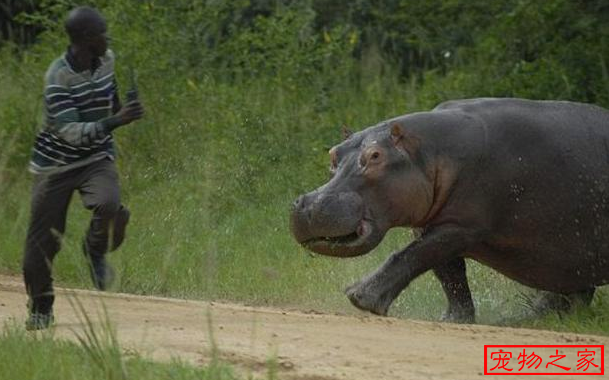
[30,49,120,174]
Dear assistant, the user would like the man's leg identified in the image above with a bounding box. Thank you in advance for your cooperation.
[78,159,126,290]
[23,172,75,329]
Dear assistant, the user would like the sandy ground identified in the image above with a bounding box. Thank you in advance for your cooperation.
[0,275,606,380]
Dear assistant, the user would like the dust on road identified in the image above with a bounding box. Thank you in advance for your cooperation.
[0,275,606,380]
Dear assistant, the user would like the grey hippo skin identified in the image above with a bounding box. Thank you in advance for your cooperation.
[290,98,609,323]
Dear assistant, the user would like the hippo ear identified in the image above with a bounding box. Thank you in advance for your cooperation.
[341,124,354,140]
[390,123,420,156]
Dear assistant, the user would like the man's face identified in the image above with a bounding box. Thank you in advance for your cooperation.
[85,21,108,57]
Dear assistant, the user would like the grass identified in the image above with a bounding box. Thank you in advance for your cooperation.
[0,299,243,380]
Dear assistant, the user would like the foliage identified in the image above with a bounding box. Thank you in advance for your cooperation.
[0,321,240,380]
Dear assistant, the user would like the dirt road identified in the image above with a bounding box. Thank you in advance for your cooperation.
[0,275,606,379]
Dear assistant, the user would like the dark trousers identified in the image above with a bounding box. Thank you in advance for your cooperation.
[23,158,123,314]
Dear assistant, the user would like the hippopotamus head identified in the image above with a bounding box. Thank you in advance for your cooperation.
[290,121,435,257]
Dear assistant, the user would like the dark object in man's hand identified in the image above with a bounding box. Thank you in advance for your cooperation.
[126,67,139,102]
[126,88,138,102]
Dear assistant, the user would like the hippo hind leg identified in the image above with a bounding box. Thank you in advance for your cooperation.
[530,288,596,315]
[568,288,596,307]
[433,257,475,323]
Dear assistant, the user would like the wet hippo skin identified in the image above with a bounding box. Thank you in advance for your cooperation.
[290,98,609,322]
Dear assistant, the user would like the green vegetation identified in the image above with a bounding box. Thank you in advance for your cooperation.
[0,327,222,380]
[0,304,242,380]
[1,0,608,349]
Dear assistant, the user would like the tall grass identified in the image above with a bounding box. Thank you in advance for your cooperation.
[0,299,241,380]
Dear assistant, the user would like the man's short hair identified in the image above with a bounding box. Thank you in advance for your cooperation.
[64,6,106,42]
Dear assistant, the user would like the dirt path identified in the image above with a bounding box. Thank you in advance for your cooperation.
[0,275,606,380]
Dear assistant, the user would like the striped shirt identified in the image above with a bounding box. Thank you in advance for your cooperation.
[30,49,120,174]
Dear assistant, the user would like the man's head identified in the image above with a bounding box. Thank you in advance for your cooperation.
[65,6,108,57]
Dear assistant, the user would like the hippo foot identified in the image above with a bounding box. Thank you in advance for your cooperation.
[530,292,570,315]
[345,281,391,316]
[529,289,595,316]
[439,308,475,324]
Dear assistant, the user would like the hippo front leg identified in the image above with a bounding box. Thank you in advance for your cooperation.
[345,226,477,316]
[433,258,475,323]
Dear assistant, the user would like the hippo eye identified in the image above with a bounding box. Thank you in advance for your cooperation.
[370,152,380,161]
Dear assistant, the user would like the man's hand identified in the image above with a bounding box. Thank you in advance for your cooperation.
[102,100,145,133]
[116,100,145,125]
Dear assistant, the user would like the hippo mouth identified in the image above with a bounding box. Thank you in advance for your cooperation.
[302,219,381,257]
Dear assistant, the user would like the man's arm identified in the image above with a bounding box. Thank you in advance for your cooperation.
[45,82,121,147]
[45,77,141,146]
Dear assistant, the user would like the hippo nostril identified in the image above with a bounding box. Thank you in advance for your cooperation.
[293,195,306,211]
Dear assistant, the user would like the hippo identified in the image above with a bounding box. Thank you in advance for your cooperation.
[290,98,609,322]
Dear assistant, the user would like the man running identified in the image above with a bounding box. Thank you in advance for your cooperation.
[23,6,144,330]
